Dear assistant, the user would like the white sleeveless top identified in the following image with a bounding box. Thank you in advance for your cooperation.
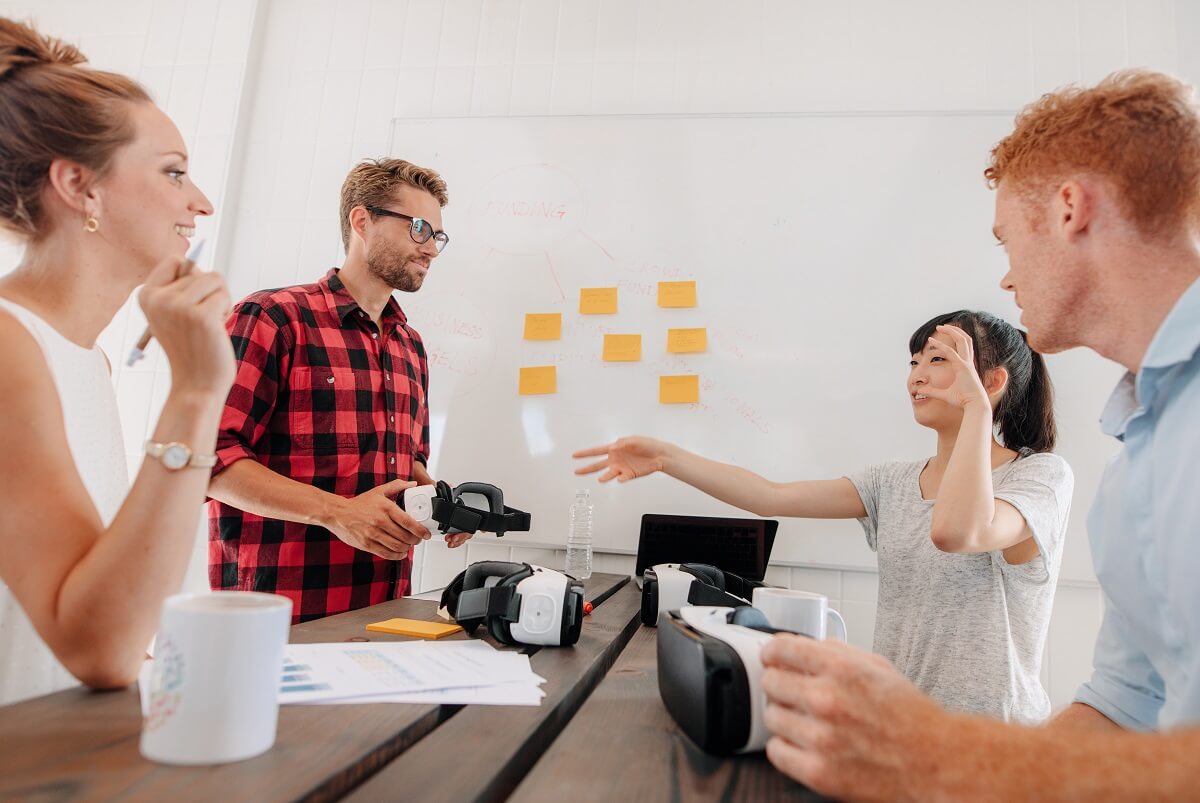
[0,298,129,705]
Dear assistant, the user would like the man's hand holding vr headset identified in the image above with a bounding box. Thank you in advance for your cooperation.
[325,472,534,561]
[646,562,856,760]
[323,478,436,561]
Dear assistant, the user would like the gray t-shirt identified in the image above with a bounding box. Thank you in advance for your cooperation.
[847,452,1073,723]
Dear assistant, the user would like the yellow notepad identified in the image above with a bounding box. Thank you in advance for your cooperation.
[579,287,618,314]
[523,312,562,340]
[519,365,557,395]
[660,374,700,404]
[667,327,707,353]
[658,281,697,308]
[603,333,642,362]
[366,618,464,639]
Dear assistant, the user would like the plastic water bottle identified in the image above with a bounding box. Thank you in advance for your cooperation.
[565,490,594,580]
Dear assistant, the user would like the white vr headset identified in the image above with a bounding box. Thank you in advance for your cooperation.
[439,561,585,647]
[401,481,531,537]
[657,605,788,755]
[641,563,769,626]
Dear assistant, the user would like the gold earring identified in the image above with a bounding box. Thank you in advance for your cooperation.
[83,216,100,233]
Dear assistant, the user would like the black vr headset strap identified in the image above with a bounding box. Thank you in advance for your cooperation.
[440,561,527,635]
[457,582,520,637]
[681,564,763,607]
[720,571,767,603]
[686,582,751,609]
[559,576,586,646]
[430,496,486,534]
[438,568,476,633]
[456,482,531,536]
[680,563,725,590]
[428,482,531,536]
[681,563,762,608]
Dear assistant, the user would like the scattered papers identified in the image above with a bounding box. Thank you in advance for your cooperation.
[138,640,547,713]
[278,640,540,704]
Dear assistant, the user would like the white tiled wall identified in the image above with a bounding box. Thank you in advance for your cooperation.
[4,0,1193,711]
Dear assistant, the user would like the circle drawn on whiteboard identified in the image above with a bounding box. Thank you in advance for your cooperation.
[474,164,584,254]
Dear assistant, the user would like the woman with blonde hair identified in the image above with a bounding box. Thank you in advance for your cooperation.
[0,18,234,703]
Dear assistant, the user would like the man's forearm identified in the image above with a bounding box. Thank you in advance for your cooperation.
[208,459,346,529]
[1046,702,1123,732]
[915,713,1198,802]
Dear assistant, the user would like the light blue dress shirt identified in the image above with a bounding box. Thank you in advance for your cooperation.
[1075,277,1200,731]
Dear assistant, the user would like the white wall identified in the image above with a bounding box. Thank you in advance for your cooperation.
[3,0,1195,710]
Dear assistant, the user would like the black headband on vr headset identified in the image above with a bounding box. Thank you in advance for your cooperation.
[678,563,766,607]
[402,480,532,536]
[440,561,585,647]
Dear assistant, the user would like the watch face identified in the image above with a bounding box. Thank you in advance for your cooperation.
[162,444,190,470]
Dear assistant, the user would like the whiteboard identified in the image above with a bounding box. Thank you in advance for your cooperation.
[390,114,1117,580]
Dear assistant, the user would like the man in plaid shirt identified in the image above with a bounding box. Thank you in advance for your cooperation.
[207,159,470,622]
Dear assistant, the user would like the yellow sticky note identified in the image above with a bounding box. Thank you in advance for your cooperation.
[667,328,707,353]
[523,313,562,340]
[660,374,700,404]
[658,281,697,308]
[579,287,618,314]
[603,334,642,362]
[366,618,464,639]
[519,365,557,395]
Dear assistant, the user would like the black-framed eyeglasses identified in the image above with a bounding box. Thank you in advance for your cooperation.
[366,206,450,253]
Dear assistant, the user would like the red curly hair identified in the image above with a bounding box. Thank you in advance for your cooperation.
[985,69,1200,238]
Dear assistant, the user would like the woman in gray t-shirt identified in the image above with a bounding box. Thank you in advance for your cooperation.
[574,310,1072,724]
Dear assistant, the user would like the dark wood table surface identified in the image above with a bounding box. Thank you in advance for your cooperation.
[0,572,635,803]
[511,625,833,802]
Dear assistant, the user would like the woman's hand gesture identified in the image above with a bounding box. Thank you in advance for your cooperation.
[572,436,669,483]
[138,255,235,398]
[920,325,993,411]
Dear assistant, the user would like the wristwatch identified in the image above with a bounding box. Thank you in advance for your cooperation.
[144,440,218,471]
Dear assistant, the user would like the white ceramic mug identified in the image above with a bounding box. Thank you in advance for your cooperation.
[140,591,292,765]
[751,587,847,640]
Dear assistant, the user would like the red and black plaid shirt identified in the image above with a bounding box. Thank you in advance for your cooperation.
[208,269,429,622]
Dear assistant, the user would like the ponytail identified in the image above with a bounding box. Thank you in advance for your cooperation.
[995,337,1057,453]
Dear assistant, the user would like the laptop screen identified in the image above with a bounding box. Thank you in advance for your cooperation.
[634,513,778,581]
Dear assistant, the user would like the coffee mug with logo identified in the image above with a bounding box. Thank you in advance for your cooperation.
[140,591,292,765]
[751,587,847,640]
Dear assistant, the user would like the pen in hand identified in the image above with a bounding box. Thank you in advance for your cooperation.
[125,239,206,367]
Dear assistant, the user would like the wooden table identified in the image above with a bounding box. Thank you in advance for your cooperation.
[0,573,636,803]
[511,625,832,802]
[0,573,832,802]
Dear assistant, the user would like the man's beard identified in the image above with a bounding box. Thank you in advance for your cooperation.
[366,239,425,292]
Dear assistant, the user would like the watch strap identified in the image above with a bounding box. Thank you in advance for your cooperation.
[144,440,218,470]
